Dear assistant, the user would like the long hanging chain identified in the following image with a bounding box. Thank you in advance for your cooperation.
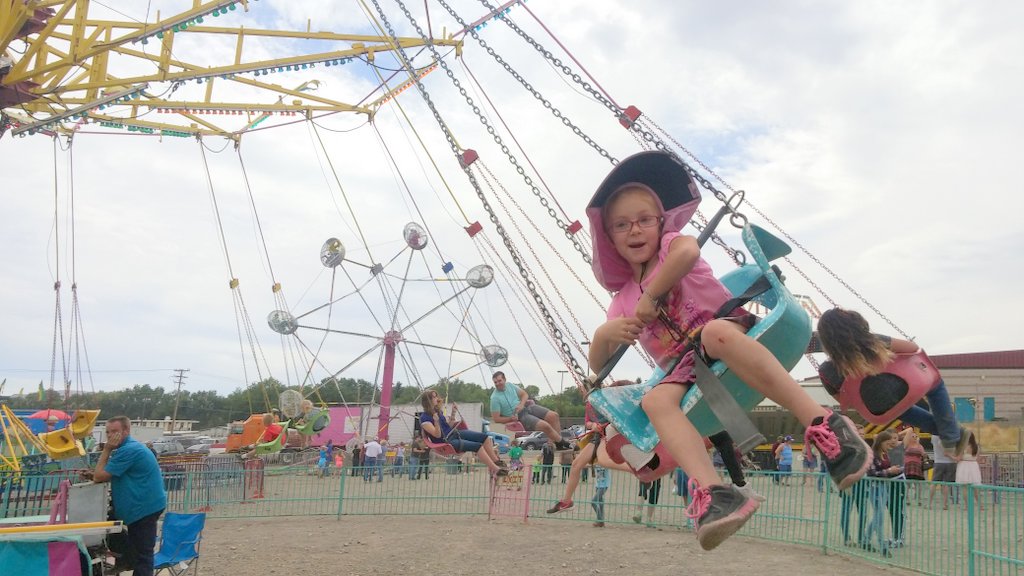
[451,0,749,262]
[370,0,589,382]
[470,0,746,226]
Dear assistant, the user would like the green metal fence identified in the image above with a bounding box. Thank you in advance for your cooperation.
[4,461,1022,575]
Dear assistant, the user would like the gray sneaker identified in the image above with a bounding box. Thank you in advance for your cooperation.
[687,483,760,551]
[736,483,767,503]
[805,411,870,491]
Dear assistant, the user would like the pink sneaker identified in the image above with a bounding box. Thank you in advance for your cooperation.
[546,500,573,514]
[686,479,759,551]
[804,410,870,491]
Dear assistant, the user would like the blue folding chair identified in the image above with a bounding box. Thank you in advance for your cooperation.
[154,512,206,576]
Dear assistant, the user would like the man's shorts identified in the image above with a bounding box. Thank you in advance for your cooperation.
[931,462,957,483]
[518,403,552,430]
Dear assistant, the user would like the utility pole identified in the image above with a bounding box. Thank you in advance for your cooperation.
[171,368,189,436]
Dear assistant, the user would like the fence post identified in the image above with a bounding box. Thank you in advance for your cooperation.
[336,466,347,519]
[183,468,193,512]
[966,485,975,576]
[820,478,832,553]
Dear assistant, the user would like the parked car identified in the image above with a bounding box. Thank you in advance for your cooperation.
[151,440,185,458]
[518,431,548,450]
[564,425,586,439]
[486,432,511,454]
[186,439,215,454]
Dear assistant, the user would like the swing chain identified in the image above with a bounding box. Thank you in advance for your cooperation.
[475,0,750,227]
[437,0,617,170]
[371,0,590,383]
[394,2,593,265]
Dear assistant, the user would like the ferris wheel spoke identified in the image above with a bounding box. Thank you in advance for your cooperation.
[324,341,385,383]
[400,339,479,356]
[398,285,474,333]
[341,265,388,334]
[298,326,383,340]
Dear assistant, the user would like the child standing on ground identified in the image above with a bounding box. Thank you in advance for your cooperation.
[585,151,870,550]
[316,445,329,478]
[592,465,610,527]
[956,433,983,511]
[334,449,344,476]
[508,440,524,471]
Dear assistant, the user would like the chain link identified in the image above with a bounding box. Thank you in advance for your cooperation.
[370,0,589,381]
[641,117,909,339]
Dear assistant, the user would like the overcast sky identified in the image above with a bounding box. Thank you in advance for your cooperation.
[2,1,1021,408]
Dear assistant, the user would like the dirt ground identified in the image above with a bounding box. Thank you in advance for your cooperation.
[198,515,923,576]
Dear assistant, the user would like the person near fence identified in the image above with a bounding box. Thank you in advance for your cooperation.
[334,449,344,477]
[541,440,555,484]
[774,436,794,486]
[560,446,574,483]
[801,442,818,487]
[363,438,384,482]
[816,308,970,458]
[316,445,329,478]
[956,433,984,511]
[838,424,869,548]
[508,439,524,471]
[928,441,958,510]
[865,430,902,555]
[409,436,428,480]
[592,465,610,528]
[83,416,166,576]
[350,441,363,477]
[419,390,507,478]
[546,429,760,515]
[902,431,927,505]
[532,458,542,485]
[392,442,406,477]
[632,478,662,528]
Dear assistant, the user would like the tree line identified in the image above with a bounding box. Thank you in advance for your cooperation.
[2,376,588,429]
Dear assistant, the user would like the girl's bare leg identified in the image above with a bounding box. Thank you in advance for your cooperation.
[701,320,829,426]
[641,384,718,487]
[559,442,596,503]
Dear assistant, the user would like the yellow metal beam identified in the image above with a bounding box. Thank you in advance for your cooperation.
[6,0,76,82]
[0,1,33,52]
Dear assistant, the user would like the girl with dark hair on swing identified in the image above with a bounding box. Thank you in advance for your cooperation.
[418,390,507,478]
[816,307,971,458]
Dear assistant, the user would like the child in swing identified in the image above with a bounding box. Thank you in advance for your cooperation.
[586,151,871,550]
[815,307,971,457]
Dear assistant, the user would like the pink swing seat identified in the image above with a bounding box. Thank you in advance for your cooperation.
[838,350,941,425]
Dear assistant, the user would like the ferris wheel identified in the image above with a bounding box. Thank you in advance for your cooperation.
[266,222,509,440]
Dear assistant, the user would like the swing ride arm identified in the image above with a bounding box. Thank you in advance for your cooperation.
[2,1,462,138]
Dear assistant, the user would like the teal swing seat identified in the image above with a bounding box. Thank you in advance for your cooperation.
[294,410,330,435]
[588,224,812,454]
[255,421,290,455]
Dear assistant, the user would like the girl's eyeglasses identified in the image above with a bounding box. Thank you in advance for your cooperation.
[609,215,662,235]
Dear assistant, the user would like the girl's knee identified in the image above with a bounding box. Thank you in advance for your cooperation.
[700,319,742,356]
[641,387,680,416]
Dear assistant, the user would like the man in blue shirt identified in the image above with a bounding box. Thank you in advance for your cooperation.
[490,371,569,449]
[85,416,167,576]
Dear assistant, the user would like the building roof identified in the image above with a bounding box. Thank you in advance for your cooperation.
[930,350,1024,370]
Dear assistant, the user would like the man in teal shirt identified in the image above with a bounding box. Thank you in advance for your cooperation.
[490,371,569,449]
[86,416,166,576]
